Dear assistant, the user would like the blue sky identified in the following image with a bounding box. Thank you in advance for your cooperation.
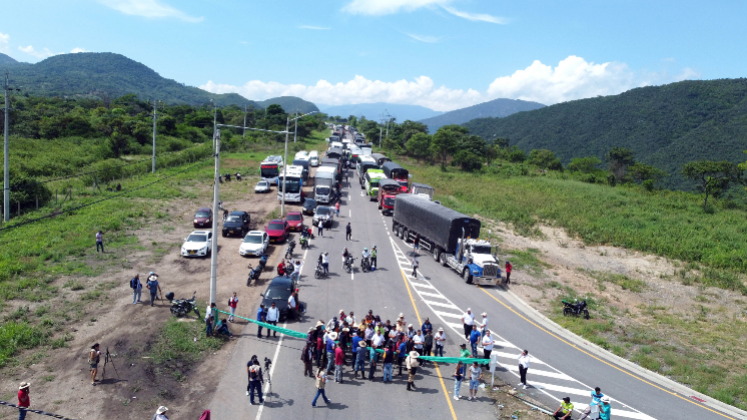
[1,0,745,111]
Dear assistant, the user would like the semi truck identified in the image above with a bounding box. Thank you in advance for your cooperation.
[314,166,336,204]
[392,194,501,286]
[411,183,435,201]
[382,162,409,191]
[378,178,403,215]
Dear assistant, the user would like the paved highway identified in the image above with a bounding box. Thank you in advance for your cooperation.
[209,132,738,420]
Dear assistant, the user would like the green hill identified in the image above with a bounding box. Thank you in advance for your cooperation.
[0,52,257,108]
[420,98,544,132]
[463,79,747,189]
[258,96,319,113]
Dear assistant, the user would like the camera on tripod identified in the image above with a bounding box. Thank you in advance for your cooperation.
[264,357,272,370]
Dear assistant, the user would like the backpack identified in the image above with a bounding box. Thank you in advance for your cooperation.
[130,277,138,289]
[250,365,260,380]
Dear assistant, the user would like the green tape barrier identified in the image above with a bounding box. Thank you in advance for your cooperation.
[217,309,490,364]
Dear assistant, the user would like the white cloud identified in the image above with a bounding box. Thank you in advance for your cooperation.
[18,45,58,59]
[97,0,203,22]
[201,56,700,111]
[71,47,89,53]
[441,6,506,24]
[405,33,440,43]
[0,32,9,53]
[299,25,331,30]
[343,0,449,15]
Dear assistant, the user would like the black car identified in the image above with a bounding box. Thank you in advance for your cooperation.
[260,276,297,321]
[222,211,251,237]
[302,198,318,216]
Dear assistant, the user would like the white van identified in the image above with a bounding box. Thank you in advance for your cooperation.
[309,150,319,167]
[295,150,309,160]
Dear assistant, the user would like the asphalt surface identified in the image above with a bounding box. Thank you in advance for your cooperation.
[208,134,738,420]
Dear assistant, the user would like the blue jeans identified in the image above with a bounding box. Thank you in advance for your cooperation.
[132,288,141,303]
[383,363,393,382]
[205,318,213,336]
[19,409,27,420]
[150,292,157,306]
[249,380,263,404]
[435,345,444,357]
[96,241,104,252]
[355,357,366,372]
[312,388,330,406]
[326,351,335,372]
[471,342,478,358]
[257,322,263,337]
[454,378,462,396]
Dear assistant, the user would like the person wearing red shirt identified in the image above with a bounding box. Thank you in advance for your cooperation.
[334,343,345,384]
[505,261,512,285]
[18,382,30,420]
[277,262,285,276]
[228,292,238,323]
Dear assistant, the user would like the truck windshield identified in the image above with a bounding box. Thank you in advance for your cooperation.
[316,187,330,195]
[384,197,395,207]
[471,245,492,254]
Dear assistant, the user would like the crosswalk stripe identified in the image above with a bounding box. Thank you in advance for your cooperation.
[433,310,463,320]
[490,351,546,365]
[422,300,461,310]
[445,322,463,331]
[411,282,436,290]
[490,340,518,349]
[504,365,573,381]
[418,291,447,299]
[526,381,591,397]
[572,404,654,420]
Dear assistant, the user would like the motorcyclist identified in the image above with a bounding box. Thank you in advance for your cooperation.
[342,248,350,265]
[362,248,371,269]
[277,261,285,276]
[371,246,377,270]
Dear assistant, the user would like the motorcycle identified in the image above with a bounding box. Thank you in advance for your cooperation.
[247,254,269,283]
[361,256,371,273]
[167,291,200,318]
[286,240,296,259]
[300,235,309,250]
[562,299,590,319]
[284,260,295,277]
[344,255,356,274]
[314,262,326,279]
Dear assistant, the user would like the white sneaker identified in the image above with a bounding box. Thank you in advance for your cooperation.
[246,391,249,396]
[522,384,527,389]
[468,396,472,401]
[453,395,459,400]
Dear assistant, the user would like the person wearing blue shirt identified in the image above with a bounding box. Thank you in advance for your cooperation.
[579,387,605,420]
[600,396,611,420]
[354,341,367,379]
[351,333,363,367]
[326,332,337,374]
[469,328,481,358]
[421,318,433,335]
[256,304,266,338]
[397,339,407,376]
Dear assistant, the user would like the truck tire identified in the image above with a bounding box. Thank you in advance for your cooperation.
[402,229,409,242]
[439,253,447,266]
[463,269,473,284]
[432,247,441,262]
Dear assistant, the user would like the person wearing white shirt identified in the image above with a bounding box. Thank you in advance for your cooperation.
[412,330,424,355]
[154,406,169,420]
[266,302,280,338]
[434,327,446,357]
[518,349,530,389]
[481,330,495,367]
[287,294,297,320]
[478,312,489,335]
[372,331,385,348]
[322,252,329,274]
[461,308,475,340]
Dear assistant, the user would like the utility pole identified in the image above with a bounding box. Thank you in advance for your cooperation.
[242,104,247,138]
[212,105,217,150]
[281,117,289,217]
[209,129,221,306]
[379,124,383,148]
[293,112,298,143]
[152,99,157,174]
[3,72,10,222]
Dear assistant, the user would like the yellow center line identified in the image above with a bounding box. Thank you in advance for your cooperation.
[401,268,459,420]
[478,287,736,420]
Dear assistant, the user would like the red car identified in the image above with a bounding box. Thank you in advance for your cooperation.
[193,207,213,228]
[286,211,304,232]
[265,219,289,243]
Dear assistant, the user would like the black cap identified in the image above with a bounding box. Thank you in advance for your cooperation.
[563,397,571,403]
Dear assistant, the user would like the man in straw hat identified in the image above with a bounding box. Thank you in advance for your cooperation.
[434,327,446,357]
[18,382,30,420]
[302,330,315,377]
[405,351,420,391]
[354,340,368,379]
[153,406,169,420]
[325,331,338,374]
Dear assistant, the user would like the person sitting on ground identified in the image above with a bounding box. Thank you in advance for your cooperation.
[215,318,233,337]
[553,397,574,420]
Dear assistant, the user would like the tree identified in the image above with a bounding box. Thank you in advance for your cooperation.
[682,160,742,210]
[406,132,432,161]
[507,146,526,163]
[629,162,667,184]
[606,147,635,182]
[528,149,561,170]
[108,131,130,158]
[568,157,601,174]
[431,125,467,167]
[492,137,509,149]
[460,135,487,156]
[485,144,500,166]
[453,150,483,172]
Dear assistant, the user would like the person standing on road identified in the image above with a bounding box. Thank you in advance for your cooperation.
[553,397,574,420]
[287,292,297,321]
[481,330,495,368]
[266,302,279,337]
[382,345,395,383]
[256,304,266,338]
[130,274,142,305]
[405,351,420,391]
[462,308,475,340]
[292,260,302,282]
[459,343,471,359]
[468,361,482,401]
[322,252,330,275]
[600,396,612,420]
[312,367,332,407]
[413,234,420,255]
[368,343,378,380]
[325,332,337,374]
[354,341,367,379]
[205,303,216,337]
[421,318,433,335]
[228,292,238,323]
[346,222,352,241]
[247,359,264,404]
[397,336,407,375]
[518,349,530,389]
[478,312,489,335]
[412,330,424,356]
[96,230,104,253]
[318,219,324,237]
[411,255,419,278]
[146,273,161,307]
[370,245,377,270]
[423,330,433,359]
[334,343,345,383]
[335,201,340,217]
[453,361,464,400]
[505,261,512,285]
[578,387,606,420]
[302,338,315,377]
[18,382,30,420]
[434,327,446,357]
[470,327,481,358]
[351,331,362,368]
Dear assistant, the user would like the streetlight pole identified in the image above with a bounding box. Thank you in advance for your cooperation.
[3,72,9,222]
[212,104,217,150]
[152,99,157,174]
[243,105,247,138]
[293,112,298,143]
[281,117,289,217]
[209,129,221,306]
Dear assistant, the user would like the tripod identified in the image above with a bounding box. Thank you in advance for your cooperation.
[103,347,120,380]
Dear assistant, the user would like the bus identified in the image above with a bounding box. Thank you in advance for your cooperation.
[277,165,304,204]
[259,155,284,185]
[365,169,388,201]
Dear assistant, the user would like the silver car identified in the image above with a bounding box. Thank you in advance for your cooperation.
[313,206,334,228]
[255,180,271,193]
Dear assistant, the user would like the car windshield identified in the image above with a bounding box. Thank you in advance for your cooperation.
[265,287,289,300]
[472,245,493,254]
[195,211,210,218]
[287,214,302,221]
[257,181,268,187]
[304,200,317,207]
[243,235,262,244]
[187,234,207,242]
[226,216,242,223]
[316,207,330,215]
[268,223,284,231]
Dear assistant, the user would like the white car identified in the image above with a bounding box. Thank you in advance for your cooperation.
[181,231,212,258]
[239,230,270,257]
[295,150,309,160]
[255,180,271,193]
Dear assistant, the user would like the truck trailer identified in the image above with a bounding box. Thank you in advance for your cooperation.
[392,194,501,286]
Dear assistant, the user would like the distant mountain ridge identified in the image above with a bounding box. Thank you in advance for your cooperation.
[419,98,545,132]
[463,79,747,190]
[319,102,443,122]
[259,96,319,113]
[0,52,257,107]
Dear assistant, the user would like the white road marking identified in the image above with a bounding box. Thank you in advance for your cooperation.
[255,320,287,420]
[418,291,447,299]
[433,310,464,320]
[527,381,590,396]
[410,282,437,290]
[349,209,351,217]
[421,300,461,310]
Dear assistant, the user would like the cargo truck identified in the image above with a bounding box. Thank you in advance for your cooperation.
[314,166,336,204]
[392,194,501,286]
[382,162,409,191]
[364,169,388,201]
[378,178,402,215]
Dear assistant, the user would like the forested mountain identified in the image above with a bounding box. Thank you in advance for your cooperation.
[319,102,443,122]
[0,52,256,107]
[464,79,747,189]
[258,96,319,113]
[419,98,545,132]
